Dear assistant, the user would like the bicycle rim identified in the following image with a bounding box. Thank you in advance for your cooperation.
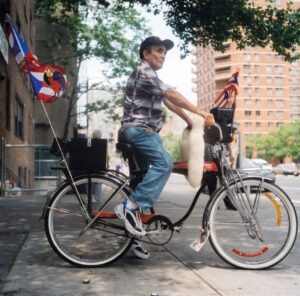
[208,178,298,269]
[45,174,131,267]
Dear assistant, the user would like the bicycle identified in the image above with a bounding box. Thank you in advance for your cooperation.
[42,123,298,270]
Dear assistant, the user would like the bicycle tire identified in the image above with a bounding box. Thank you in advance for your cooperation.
[45,173,132,267]
[208,177,298,269]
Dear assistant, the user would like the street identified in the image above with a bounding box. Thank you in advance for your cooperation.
[0,174,299,295]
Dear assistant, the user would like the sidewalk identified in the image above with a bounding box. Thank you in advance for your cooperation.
[0,175,299,295]
[0,193,217,296]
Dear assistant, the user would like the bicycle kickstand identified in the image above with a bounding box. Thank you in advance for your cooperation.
[190,228,210,252]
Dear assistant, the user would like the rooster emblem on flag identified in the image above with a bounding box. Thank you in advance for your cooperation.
[6,17,67,103]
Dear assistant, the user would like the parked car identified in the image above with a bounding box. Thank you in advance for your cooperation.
[238,158,276,183]
[251,158,273,170]
[273,163,299,176]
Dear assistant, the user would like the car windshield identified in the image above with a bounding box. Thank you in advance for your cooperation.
[241,158,260,169]
[252,159,267,165]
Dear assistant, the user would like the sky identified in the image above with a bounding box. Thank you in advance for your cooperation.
[146,13,197,103]
[80,11,196,103]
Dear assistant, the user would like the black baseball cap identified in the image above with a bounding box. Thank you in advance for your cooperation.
[139,36,174,59]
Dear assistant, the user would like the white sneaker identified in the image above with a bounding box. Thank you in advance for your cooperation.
[130,240,150,259]
[114,203,146,236]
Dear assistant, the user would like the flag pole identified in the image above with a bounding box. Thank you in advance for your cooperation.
[39,101,87,209]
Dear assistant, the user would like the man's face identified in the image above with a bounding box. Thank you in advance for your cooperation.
[143,44,167,71]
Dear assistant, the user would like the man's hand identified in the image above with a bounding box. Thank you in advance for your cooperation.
[200,111,215,127]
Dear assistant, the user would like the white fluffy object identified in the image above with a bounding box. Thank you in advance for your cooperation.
[180,117,205,188]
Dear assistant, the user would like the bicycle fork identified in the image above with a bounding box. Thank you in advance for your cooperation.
[225,176,265,242]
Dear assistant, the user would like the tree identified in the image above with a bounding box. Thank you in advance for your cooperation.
[161,132,181,161]
[35,0,300,138]
[121,0,300,62]
[35,0,151,138]
[248,121,300,161]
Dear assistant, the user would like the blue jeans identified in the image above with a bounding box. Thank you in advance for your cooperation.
[119,126,173,211]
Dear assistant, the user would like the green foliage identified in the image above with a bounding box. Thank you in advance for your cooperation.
[248,121,300,161]
[35,0,151,137]
[119,0,300,62]
[35,0,150,78]
[161,132,181,161]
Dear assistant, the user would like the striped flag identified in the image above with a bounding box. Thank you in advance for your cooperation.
[214,71,239,107]
[6,18,67,103]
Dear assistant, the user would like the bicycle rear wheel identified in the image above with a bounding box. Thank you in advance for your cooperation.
[45,174,132,267]
[208,178,298,269]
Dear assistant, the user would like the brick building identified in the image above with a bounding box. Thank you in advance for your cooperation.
[0,0,77,193]
[192,0,300,156]
[0,0,35,189]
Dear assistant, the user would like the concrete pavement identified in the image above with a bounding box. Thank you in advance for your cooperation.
[0,174,299,295]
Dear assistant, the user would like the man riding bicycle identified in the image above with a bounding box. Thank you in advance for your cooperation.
[115,36,215,242]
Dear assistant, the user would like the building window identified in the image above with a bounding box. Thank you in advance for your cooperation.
[266,65,272,73]
[215,55,231,63]
[244,99,252,106]
[268,122,274,129]
[275,99,284,107]
[275,65,282,73]
[266,54,272,61]
[276,122,283,128]
[266,77,272,84]
[268,111,273,117]
[255,88,260,96]
[6,80,11,130]
[243,53,251,61]
[254,76,260,83]
[245,122,252,129]
[276,111,284,119]
[291,105,300,110]
[14,98,24,139]
[256,122,261,129]
[245,76,252,84]
[245,111,252,117]
[275,88,283,96]
[254,65,260,72]
[215,66,230,74]
[256,111,261,117]
[245,88,252,95]
[267,88,273,96]
[243,65,251,72]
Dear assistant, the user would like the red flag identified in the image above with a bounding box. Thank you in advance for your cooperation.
[6,18,67,103]
[214,88,230,108]
[226,71,239,95]
[214,71,239,107]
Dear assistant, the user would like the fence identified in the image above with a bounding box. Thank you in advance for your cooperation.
[1,137,62,197]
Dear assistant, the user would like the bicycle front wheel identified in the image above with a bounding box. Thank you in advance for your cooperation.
[208,178,298,269]
[45,174,132,267]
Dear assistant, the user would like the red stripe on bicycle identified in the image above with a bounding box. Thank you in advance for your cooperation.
[92,211,158,223]
[232,247,269,258]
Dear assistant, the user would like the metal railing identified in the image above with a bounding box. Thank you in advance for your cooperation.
[1,137,61,196]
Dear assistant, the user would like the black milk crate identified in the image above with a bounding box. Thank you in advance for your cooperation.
[50,138,70,156]
[210,107,234,125]
[69,138,107,172]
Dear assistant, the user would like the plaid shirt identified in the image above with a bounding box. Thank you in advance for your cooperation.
[121,61,172,132]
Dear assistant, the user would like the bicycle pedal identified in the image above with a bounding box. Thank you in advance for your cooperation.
[190,234,209,252]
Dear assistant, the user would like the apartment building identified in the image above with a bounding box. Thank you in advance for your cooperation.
[193,0,300,154]
[0,0,36,190]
